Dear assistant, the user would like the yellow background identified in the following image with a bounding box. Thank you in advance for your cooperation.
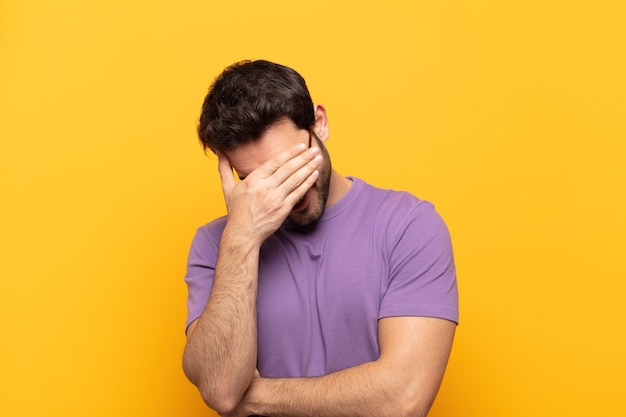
[1,1,624,415]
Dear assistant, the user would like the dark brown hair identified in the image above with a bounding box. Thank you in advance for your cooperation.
[198,60,315,152]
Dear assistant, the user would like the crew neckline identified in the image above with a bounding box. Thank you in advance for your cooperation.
[284,176,363,227]
[317,176,362,222]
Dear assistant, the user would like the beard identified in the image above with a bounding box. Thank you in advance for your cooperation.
[288,137,332,227]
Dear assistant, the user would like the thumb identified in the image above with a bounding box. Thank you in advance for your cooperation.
[216,150,236,191]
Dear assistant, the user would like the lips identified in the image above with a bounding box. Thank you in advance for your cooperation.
[292,193,308,212]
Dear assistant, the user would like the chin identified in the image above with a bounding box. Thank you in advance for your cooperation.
[289,210,319,227]
[289,202,325,227]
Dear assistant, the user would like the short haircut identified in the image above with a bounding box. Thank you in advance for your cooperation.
[198,60,315,152]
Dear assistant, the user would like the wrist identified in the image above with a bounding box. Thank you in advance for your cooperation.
[221,223,263,254]
[240,376,266,417]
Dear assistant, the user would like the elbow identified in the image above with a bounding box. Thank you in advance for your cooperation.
[382,379,435,417]
[395,389,436,417]
[197,383,241,416]
[182,356,242,415]
[398,403,429,417]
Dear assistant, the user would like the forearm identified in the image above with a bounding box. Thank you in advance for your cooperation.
[239,317,455,417]
[243,360,432,417]
[183,233,260,413]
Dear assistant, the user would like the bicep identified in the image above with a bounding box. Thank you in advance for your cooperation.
[377,316,456,409]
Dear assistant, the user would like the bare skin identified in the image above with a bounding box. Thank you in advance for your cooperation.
[183,107,455,417]
[183,137,324,414]
[227,317,455,417]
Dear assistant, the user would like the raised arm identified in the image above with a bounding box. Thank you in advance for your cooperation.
[232,316,456,417]
[182,144,322,414]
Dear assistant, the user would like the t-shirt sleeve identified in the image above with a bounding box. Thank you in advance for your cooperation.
[184,224,221,332]
[378,201,459,324]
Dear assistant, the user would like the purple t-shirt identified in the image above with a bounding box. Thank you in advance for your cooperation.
[185,177,458,378]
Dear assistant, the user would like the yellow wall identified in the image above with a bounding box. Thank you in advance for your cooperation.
[1,1,624,415]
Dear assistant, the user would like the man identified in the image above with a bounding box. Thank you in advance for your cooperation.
[183,60,458,417]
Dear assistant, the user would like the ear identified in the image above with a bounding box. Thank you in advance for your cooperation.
[313,104,330,143]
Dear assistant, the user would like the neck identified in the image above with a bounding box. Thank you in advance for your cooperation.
[326,170,353,207]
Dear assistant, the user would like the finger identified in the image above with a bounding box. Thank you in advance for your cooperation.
[216,150,236,191]
[283,168,320,208]
[277,152,322,196]
[252,143,309,180]
[260,146,321,190]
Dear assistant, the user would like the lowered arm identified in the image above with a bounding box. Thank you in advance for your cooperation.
[232,316,456,417]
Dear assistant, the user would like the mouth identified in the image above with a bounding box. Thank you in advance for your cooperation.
[292,193,309,212]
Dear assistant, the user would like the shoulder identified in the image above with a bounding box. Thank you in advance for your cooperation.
[189,216,228,257]
[356,178,441,225]
[354,178,429,208]
[353,178,451,248]
[196,215,227,239]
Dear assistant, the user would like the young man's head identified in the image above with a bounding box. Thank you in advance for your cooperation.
[198,60,316,152]
[198,60,337,226]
